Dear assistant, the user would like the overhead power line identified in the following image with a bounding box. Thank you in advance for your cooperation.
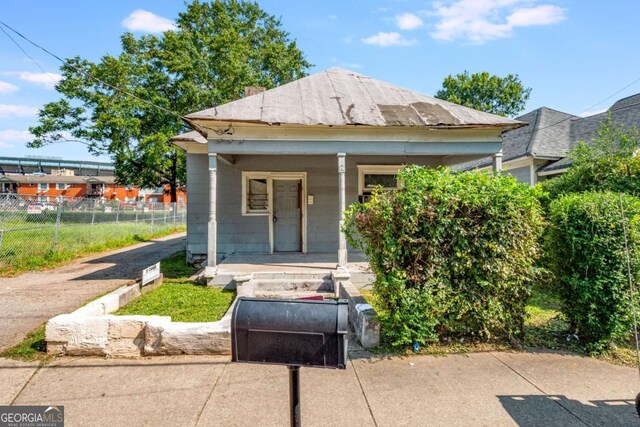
[0,20,184,121]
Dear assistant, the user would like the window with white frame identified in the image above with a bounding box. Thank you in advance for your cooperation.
[357,165,404,202]
[56,183,67,190]
[38,183,49,191]
[242,172,269,215]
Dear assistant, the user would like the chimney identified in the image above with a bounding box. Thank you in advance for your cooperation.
[244,86,266,97]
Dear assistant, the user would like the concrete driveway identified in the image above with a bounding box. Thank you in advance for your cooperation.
[1,350,637,426]
[0,233,186,351]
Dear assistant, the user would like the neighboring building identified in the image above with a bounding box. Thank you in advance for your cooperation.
[139,184,187,204]
[453,93,640,184]
[0,156,114,176]
[0,156,187,204]
[0,173,139,202]
[171,67,522,270]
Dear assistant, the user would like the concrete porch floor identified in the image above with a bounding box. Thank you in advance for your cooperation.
[212,252,374,287]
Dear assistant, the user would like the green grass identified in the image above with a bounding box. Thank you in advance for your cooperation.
[114,252,235,322]
[0,323,48,361]
[114,282,234,322]
[0,219,185,277]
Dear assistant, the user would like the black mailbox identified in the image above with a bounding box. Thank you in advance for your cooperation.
[231,297,349,369]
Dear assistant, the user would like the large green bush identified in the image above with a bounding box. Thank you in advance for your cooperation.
[547,192,640,352]
[345,166,545,347]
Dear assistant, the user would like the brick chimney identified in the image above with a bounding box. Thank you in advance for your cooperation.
[244,86,266,97]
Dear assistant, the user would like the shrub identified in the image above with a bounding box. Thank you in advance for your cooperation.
[345,166,545,347]
[546,191,640,353]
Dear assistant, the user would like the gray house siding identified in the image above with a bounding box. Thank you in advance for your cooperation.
[186,153,441,262]
[506,166,532,185]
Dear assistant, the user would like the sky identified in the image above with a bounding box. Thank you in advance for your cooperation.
[1,0,640,162]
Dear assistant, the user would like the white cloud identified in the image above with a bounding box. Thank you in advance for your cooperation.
[0,81,19,95]
[396,13,424,30]
[0,104,39,118]
[429,1,566,44]
[0,129,33,147]
[15,72,62,89]
[507,5,565,26]
[362,32,416,47]
[122,10,177,33]
[328,15,337,20]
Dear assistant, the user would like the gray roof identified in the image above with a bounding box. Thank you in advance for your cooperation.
[170,130,207,144]
[457,92,640,172]
[184,67,523,129]
[453,107,576,170]
[538,99,640,173]
[0,174,117,184]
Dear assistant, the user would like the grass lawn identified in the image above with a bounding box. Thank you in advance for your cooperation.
[361,287,640,367]
[1,252,229,361]
[0,220,185,277]
[114,253,234,322]
[0,323,48,362]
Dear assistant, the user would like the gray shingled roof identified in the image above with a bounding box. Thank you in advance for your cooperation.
[184,67,523,129]
[170,130,207,144]
[538,97,640,173]
[453,107,576,170]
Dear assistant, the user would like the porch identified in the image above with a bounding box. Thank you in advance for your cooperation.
[210,252,374,288]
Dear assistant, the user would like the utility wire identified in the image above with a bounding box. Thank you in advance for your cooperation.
[2,19,640,144]
[0,25,59,87]
[0,20,184,121]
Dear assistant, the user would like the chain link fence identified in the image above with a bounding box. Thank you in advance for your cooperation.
[0,194,186,274]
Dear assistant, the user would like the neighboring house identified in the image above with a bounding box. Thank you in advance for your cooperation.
[139,184,187,204]
[453,93,640,184]
[0,173,139,203]
[171,67,522,272]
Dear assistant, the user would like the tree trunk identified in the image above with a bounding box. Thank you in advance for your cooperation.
[169,153,178,203]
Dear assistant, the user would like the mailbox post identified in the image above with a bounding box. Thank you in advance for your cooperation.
[231,297,349,426]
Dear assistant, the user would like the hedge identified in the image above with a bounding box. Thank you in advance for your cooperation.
[345,166,545,347]
[546,191,640,352]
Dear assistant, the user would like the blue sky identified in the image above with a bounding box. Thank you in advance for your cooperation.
[1,0,640,161]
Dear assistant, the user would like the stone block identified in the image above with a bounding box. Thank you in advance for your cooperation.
[47,316,110,356]
[147,322,231,356]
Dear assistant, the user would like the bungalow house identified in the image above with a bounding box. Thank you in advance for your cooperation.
[453,93,640,183]
[171,67,522,279]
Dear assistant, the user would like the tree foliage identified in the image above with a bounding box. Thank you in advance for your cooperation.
[540,116,640,201]
[435,71,531,117]
[29,0,310,201]
[546,192,640,353]
[344,166,545,347]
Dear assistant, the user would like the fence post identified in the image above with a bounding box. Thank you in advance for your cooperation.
[0,194,6,251]
[173,202,177,227]
[115,200,120,237]
[151,206,155,234]
[163,204,167,227]
[52,202,62,252]
[90,199,96,240]
[135,206,139,235]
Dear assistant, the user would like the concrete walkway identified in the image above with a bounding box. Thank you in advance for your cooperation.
[0,233,186,351]
[1,351,637,426]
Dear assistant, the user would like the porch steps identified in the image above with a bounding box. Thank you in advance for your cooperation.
[251,277,333,293]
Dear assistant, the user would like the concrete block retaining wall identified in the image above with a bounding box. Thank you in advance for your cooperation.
[46,277,232,357]
[337,279,380,349]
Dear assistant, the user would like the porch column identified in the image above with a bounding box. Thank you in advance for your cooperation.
[207,153,217,268]
[492,150,503,172]
[337,153,347,269]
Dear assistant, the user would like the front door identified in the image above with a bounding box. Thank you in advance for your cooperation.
[273,179,301,252]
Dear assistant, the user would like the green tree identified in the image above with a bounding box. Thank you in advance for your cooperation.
[435,71,531,117]
[540,115,640,201]
[28,0,310,202]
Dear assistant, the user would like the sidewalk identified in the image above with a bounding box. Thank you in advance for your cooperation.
[0,233,186,351]
[1,350,637,426]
